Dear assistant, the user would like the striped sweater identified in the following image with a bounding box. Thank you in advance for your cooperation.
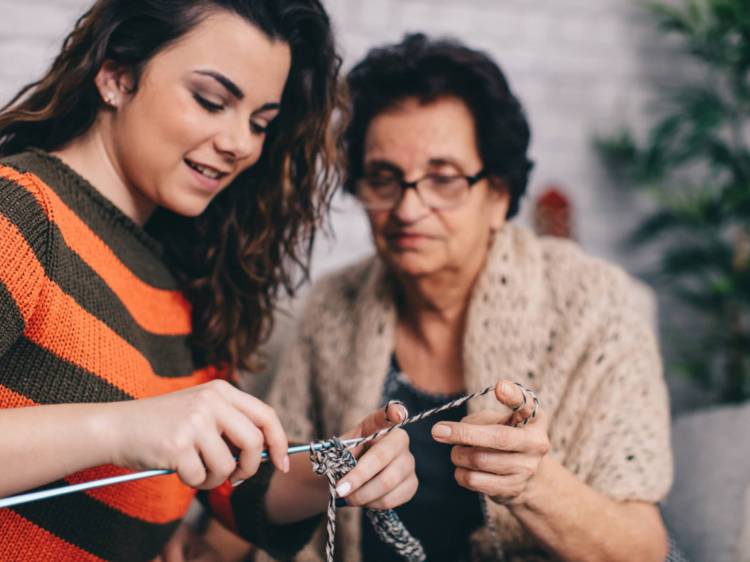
[0,149,313,561]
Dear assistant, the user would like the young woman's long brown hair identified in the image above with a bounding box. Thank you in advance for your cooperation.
[0,0,344,373]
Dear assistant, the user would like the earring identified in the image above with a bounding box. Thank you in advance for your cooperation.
[104,93,116,106]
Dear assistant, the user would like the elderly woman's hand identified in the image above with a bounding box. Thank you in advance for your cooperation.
[431,381,550,506]
[334,402,418,510]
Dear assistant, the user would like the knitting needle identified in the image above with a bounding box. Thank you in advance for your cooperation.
[0,438,363,510]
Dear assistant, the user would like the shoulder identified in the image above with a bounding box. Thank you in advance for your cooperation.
[305,255,379,310]
[0,153,55,252]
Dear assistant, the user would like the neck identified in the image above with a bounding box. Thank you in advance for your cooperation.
[52,118,155,226]
[395,244,489,339]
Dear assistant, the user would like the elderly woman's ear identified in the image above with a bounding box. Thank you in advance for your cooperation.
[487,176,510,231]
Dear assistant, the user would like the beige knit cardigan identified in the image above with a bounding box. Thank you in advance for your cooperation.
[260,224,673,562]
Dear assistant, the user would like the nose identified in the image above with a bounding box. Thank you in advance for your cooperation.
[392,185,430,223]
[213,119,259,163]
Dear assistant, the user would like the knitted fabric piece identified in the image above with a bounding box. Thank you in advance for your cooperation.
[310,438,425,562]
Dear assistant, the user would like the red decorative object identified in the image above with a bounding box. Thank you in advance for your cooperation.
[533,186,575,240]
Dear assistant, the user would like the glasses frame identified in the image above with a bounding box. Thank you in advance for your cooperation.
[356,169,488,211]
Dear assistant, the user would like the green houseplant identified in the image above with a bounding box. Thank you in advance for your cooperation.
[596,0,750,402]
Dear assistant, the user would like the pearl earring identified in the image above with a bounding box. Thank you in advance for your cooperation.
[104,93,116,106]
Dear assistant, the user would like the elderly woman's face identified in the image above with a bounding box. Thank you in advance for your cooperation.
[362,96,509,279]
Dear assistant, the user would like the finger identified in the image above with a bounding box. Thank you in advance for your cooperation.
[345,450,414,506]
[363,473,419,511]
[495,381,541,427]
[197,432,237,489]
[461,409,507,426]
[335,429,408,498]
[432,421,526,451]
[454,466,528,501]
[217,407,264,483]
[176,450,207,489]
[358,401,409,439]
[494,381,527,411]
[220,384,289,473]
[450,445,538,474]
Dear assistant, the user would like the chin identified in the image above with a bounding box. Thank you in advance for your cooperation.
[385,253,441,278]
[161,195,212,218]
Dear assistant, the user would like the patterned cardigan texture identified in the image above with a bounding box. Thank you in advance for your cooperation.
[259,223,674,562]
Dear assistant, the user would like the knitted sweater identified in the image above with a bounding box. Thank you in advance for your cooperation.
[0,150,312,562]
[261,224,674,562]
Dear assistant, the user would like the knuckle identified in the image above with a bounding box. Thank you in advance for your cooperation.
[472,450,493,471]
[492,428,510,450]
[209,379,231,394]
[381,470,400,491]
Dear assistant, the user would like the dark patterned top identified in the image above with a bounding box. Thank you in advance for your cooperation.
[361,356,484,562]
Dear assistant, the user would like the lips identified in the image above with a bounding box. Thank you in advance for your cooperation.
[184,158,229,180]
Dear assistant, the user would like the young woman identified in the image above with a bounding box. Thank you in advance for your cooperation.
[0,2,416,561]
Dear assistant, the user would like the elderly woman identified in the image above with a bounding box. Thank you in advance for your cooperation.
[264,34,674,562]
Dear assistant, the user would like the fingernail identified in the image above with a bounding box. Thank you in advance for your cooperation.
[283,455,290,474]
[231,478,245,488]
[336,481,352,498]
[385,400,408,422]
[433,424,451,439]
[501,382,510,396]
[335,497,349,508]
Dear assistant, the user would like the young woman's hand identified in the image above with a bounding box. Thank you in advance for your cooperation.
[105,380,289,490]
[333,402,418,509]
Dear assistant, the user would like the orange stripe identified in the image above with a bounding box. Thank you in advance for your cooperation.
[0,391,195,524]
[0,509,105,562]
[0,213,47,324]
[0,384,37,408]
[25,278,214,397]
[0,166,192,336]
[65,466,194,524]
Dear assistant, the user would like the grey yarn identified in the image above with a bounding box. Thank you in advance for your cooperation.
[309,437,425,562]
[308,383,540,562]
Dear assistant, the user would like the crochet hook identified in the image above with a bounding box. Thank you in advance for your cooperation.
[0,438,363,510]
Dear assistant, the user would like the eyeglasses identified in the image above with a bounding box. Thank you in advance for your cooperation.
[355,169,487,211]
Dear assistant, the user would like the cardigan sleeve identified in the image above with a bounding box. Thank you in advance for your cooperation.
[565,279,674,503]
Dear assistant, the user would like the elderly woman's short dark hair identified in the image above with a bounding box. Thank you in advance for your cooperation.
[344,33,534,219]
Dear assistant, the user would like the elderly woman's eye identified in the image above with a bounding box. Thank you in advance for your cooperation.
[367,176,399,188]
[431,174,461,185]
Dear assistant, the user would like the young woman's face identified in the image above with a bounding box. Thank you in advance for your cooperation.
[101,10,291,217]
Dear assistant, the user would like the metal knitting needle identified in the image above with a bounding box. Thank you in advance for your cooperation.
[0,438,363,510]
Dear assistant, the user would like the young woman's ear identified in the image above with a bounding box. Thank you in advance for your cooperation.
[94,60,134,108]
[487,175,510,231]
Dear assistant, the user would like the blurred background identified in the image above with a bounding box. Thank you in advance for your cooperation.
[1,1,749,559]
[2,0,746,415]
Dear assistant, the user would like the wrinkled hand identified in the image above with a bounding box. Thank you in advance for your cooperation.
[431,381,549,505]
[107,380,289,490]
[333,402,418,510]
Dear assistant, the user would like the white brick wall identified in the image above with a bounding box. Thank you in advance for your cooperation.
[0,0,685,277]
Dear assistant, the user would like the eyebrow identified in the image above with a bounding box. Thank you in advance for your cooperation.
[193,70,282,115]
[194,69,244,99]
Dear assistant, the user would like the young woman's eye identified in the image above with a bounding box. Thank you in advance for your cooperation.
[251,121,268,135]
[193,93,224,113]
